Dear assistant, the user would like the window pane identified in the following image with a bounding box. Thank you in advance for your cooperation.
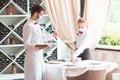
[99,0,120,46]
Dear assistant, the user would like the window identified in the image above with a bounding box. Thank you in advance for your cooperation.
[99,0,120,46]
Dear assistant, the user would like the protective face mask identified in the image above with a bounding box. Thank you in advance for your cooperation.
[80,27,85,31]
[36,16,42,22]
[77,27,87,35]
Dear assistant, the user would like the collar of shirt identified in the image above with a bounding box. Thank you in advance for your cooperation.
[28,18,39,25]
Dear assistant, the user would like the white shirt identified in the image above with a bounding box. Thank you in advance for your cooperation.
[23,18,53,50]
[73,27,92,58]
[23,18,43,51]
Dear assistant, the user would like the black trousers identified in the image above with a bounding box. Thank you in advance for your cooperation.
[77,48,92,60]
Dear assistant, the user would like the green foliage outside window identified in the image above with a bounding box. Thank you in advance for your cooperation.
[99,0,120,46]
[99,34,120,46]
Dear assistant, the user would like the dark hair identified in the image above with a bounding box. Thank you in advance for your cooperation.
[31,4,44,16]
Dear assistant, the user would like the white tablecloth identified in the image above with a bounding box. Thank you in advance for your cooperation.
[43,60,118,80]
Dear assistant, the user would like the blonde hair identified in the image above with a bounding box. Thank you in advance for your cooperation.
[78,18,88,24]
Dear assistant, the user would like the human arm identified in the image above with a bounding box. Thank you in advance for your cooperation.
[52,32,57,38]
[23,24,39,50]
[35,45,48,49]
[71,34,91,62]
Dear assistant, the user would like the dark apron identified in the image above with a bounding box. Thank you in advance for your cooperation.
[77,48,93,60]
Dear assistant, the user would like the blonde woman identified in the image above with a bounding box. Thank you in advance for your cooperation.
[71,18,92,61]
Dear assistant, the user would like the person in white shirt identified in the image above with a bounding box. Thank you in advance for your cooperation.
[23,4,48,80]
[71,18,93,61]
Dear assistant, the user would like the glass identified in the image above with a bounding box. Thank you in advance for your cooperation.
[6,5,14,15]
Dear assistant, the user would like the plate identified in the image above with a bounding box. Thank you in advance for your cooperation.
[63,64,76,66]
[47,61,63,64]
[62,62,76,66]
[89,63,101,65]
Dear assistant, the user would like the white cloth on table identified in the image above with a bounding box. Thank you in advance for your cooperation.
[44,64,64,80]
[44,60,118,80]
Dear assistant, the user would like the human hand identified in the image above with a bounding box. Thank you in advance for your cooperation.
[35,45,48,49]
[52,32,57,37]
[70,57,76,62]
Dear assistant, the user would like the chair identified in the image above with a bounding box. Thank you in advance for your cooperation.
[88,69,106,80]
[67,71,89,80]
[106,68,120,80]
[67,69,106,80]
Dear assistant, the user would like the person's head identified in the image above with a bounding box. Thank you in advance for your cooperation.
[77,18,88,28]
[31,4,44,20]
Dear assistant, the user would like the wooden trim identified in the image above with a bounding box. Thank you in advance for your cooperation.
[95,45,120,51]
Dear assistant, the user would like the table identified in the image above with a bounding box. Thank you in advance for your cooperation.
[43,60,118,80]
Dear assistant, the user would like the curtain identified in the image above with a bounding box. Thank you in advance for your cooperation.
[84,0,110,49]
[43,0,78,50]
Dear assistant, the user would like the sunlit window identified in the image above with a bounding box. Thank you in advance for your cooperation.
[99,0,120,46]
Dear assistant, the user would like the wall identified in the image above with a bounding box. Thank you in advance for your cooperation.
[93,49,120,65]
